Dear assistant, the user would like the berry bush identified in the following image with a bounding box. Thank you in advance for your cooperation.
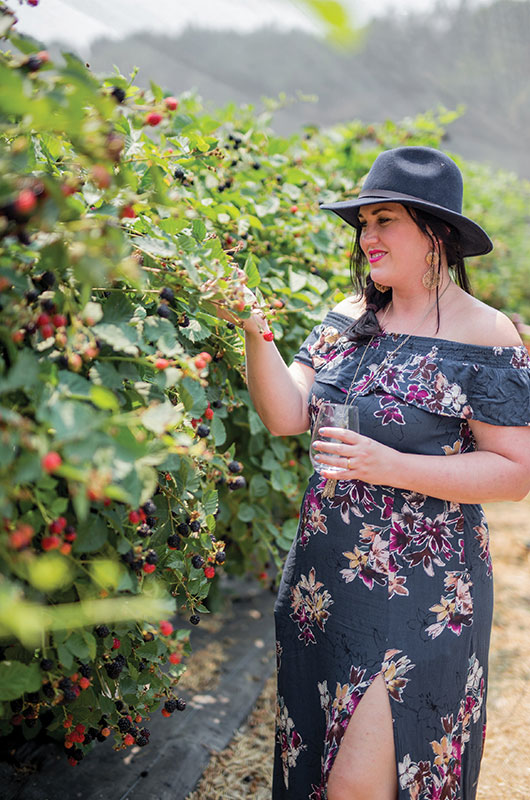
[1,0,529,763]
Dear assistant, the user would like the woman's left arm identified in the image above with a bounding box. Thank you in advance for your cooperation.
[314,420,530,504]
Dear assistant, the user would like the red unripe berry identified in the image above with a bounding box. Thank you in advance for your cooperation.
[145,112,163,126]
[61,183,77,197]
[28,0,39,5]
[143,563,156,574]
[90,165,111,189]
[288,459,296,467]
[83,345,99,361]
[64,739,73,749]
[15,189,37,215]
[194,356,207,370]
[64,530,77,542]
[120,205,136,219]
[259,570,268,580]
[100,727,110,737]
[169,653,181,664]
[37,50,50,62]
[290,205,298,213]
[198,351,212,363]
[40,323,54,339]
[235,300,246,312]
[42,535,61,551]
[164,96,178,111]
[204,566,215,579]
[59,542,72,556]
[52,314,67,328]
[9,524,33,550]
[67,757,78,766]
[103,497,112,507]
[79,677,90,690]
[262,331,274,342]
[155,358,170,370]
[12,330,25,344]
[42,451,62,473]
[50,517,67,534]
[138,509,147,522]
[75,723,85,734]
[159,620,173,636]
[161,708,171,718]
[129,510,141,524]
[204,407,214,420]
[37,313,51,327]
[11,714,23,726]
[124,733,135,746]
[112,638,121,650]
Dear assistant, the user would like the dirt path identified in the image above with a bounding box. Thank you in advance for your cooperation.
[187,497,530,799]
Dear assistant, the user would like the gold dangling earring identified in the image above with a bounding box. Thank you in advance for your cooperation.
[373,282,390,293]
[422,250,441,290]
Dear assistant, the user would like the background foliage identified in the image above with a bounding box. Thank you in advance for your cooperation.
[0,0,529,764]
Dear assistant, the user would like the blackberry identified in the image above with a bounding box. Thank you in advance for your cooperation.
[140,727,151,738]
[189,614,200,625]
[228,460,242,473]
[42,682,55,698]
[132,559,143,571]
[57,355,68,369]
[252,161,261,170]
[173,167,185,182]
[178,314,190,327]
[27,691,40,704]
[25,55,44,72]
[39,271,56,290]
[196,424,210,438]
[23,706,36,718]
[176,698,186,711]
[25,289,39,303]
[215,551,226,564]
[95,625,110,638]
[10,698,23,712]
[97,731,107,742]
[71,748,84,762]
[138,660,148,672]
[177,522,189,536]
[121,549,135,565]
[59,677,73,690]
[191,554,204,569]
[111,86,126,103]
[40,658,53,671]
[98,716,108,727]
[189,520,201,533]
[118,717,132,732]
[229,476,247,490]
[115,700,125,712]
[105,661,123,679]
[63,688,77,702]
[145,550,158,565]
[142,500,157,516]
[25,321,37,335]
[167,534,181,549]
[114,655,126,667]
[145,516,156,528]
[79,663,92,678]
[226,321,235,330]
[159,287,174,303]
[25,718,37,727]
[156,304,170,319]
[212,400,223,409]
[137,523,151,538]
[136,735,149,747]
[84,727,98,742]
[40,298,55,313]
[164,699,177,713]
[40,710,55,728]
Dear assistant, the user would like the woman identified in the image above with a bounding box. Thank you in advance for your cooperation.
[211,146,530,800]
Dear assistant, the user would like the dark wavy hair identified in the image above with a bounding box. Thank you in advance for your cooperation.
[343,206,472,342]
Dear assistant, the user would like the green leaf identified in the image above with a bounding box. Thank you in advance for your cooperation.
[0,351,40,395]
[250,473,270,498]
[0,662,41,700]
[210,414,226,446]
[75,514,109,553]
[90,385,120,411]
[92,323,141,356]
[237,503,255,522]
[142,400,181,434]
[192,219,207,242]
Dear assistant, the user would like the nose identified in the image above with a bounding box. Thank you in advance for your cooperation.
[359,223,379,245]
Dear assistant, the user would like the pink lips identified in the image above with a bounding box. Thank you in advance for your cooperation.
[368,250,387,263]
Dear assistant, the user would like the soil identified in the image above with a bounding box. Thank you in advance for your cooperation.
[187,496,530,799]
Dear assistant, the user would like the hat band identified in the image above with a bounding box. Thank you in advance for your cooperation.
[358,189,446,206]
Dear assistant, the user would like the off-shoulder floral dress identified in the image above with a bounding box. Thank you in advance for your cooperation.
[272,310,530,800]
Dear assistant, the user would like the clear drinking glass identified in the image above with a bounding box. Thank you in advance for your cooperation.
[310,403,360,475]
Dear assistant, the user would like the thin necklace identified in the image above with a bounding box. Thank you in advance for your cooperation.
[322,282,451,499]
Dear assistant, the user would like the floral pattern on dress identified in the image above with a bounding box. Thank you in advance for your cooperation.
[290,567,334,645]
[275,694,307,790]
[398,654,485,800]
[425,571,473,639]
[473,513,492,577]
[340,525,389,589]
[299,487,328,549]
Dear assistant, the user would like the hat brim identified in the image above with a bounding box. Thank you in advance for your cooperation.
[319,194,493,258]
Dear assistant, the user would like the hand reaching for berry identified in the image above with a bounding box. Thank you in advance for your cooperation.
[202,267,272,338]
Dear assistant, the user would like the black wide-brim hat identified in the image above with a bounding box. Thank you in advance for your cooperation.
[319,146,493,257]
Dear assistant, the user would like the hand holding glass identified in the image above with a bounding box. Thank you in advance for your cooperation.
[310,403,360,475]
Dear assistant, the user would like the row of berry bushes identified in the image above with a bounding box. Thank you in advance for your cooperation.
[1,1,529,764]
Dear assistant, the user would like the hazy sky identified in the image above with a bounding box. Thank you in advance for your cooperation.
[11,0,488,52]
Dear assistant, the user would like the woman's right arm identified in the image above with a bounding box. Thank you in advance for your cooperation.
[244,320,315,436]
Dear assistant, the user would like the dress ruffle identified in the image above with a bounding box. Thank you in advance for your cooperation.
[293,310,530,428]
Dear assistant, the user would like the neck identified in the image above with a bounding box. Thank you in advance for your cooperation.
[381,277,454,336]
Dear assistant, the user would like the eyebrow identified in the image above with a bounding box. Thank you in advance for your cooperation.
[357,206,395,220]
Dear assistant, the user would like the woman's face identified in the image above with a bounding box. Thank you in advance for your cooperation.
[357,202,434,290]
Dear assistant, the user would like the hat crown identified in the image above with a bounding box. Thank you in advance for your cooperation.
[362,146,463,214]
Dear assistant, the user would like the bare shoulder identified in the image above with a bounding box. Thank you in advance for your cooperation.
[450,295,523,347]
[331,294,364,320]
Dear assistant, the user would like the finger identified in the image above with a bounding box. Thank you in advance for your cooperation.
[312,441,353,455]
[318,427,362,443]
